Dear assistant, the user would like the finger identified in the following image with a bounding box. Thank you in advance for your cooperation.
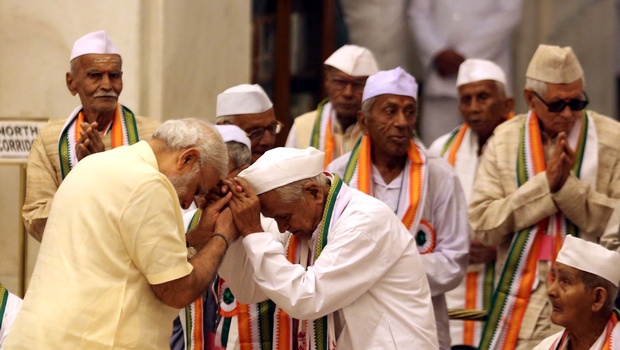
[233,177,257,197]
[209,192,232,212]
[224,179,245,198]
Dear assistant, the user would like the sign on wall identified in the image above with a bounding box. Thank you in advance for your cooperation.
[0,117,49,158]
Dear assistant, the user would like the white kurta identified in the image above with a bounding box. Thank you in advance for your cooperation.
[219,181,439,349]
[532,328,617,350]
[327,154,470,350]
[0,291,22,349]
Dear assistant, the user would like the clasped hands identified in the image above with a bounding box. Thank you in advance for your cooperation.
[546,132,575,193]
[76,122,106,161]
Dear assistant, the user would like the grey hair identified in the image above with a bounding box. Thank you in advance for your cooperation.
[152,118,228,179]
[361,96,378,120]
[525,78,548,95]
[216,115,236,124]
[267,173,330,204]
[580,270,618,312]
[225,141,251,169]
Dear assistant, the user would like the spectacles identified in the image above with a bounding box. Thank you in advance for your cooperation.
[328,76,367,94]
[532,91,589,113]
[246,121,283,141]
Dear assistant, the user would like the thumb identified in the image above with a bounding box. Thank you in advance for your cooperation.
[208,192,232,213]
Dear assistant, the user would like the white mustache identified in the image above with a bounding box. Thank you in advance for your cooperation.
[94,91,118,98]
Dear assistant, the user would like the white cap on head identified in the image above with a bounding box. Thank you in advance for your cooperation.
[457,59,507,87]
[214,125,251,151]
[70,30,120,61]
[526,44,584,84]
[324,45,379,77]
[238,147,324,195]
[362,67,418,103]
[556,235,620,287]
[216,84,273,118]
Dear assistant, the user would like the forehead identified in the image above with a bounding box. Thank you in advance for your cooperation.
[553,262,582,279]
[458,80,502,97]
[230,109,276,131]
[258,190,292,217]
[373,94,416,109]
[327,67,367,81]
[543,79,583,100]
[75,54,122,70]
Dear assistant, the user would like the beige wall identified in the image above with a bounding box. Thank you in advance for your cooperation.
[0,0,251,296]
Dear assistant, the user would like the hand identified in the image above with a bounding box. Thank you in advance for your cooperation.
[469,240,497,265]
[214,207,240,244]
[225,177,263,237]
[546,132,575,193]
[187,193,232,249]
[433,49,466,77]
[76,122,105,161]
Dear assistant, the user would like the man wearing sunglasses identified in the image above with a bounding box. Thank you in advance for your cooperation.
[468,44,620,350]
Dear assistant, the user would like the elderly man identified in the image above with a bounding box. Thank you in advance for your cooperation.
[327,67,469,350]
[286,44,379,167]
[216,84,280,163]
[171,124,252,350]
[5,119,238,349]
[21,30,160,241]
[428,58,513,347]
[219,147,439,349]
[469,45,620,350]
[533,236,620,350]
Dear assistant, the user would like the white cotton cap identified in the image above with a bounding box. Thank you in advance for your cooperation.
[526,45,584,84]
[556,235,620,287]
[456,59,507,87]
[216,84,273,118]
[214,125,251,151]
[324,44,379,77]
[70,30,120,61]
[238,147,324,195]
[362,67,418,103]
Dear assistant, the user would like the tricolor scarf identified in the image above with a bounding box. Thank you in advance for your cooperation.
[273,175,347,350]
[310,99,360,168]
[342,136,428,246]
[440,124,495,345]
[58,104,140,179]
[0,283,8,330]
[479,110,598,350]
[548,310,620,350]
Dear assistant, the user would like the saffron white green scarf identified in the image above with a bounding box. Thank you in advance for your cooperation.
[310,99,361,168]
[547,310,620,350]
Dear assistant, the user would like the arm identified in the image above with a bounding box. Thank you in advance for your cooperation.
[468,135,558,246]
[600,200,620,252]
[422,162,469,296]
[407,0,446,69]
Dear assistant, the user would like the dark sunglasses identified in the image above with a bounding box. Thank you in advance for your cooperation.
[532,91,589,113]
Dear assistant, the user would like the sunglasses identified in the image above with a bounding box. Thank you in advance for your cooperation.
[532,91,589,113]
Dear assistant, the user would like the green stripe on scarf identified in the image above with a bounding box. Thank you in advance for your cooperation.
[343,137,363,183]
[0,284,8,330]
[440,126,461,157]
[310,99,330,149]
[59,132,72,179]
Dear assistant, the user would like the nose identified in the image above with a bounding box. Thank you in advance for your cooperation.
[342,82,354,97]
[547,278,558,299]
[558,104,574,119]
[100,73,112,90]
[470,97,482,112]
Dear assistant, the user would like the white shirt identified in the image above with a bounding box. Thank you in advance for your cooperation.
[0,291,22,349]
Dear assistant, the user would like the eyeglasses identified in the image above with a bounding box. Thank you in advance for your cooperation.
[246,121,283,141]
[328,76,367,94]
[532,91,589,113]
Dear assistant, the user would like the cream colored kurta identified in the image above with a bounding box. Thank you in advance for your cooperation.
[5,141,193,349]
[21,112,160,241]
[468,111,620,346]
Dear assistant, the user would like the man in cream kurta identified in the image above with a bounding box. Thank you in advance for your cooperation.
[469,45,620,350]
[5,119,236,349]
[327,67,469,350]
[21,30,160,241]
[427,59,513,347]
[286,45,378,167]
[407,0,522,145]
[220,147,439,349]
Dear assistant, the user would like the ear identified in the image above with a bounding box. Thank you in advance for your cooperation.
[66,72,78,96]
[591,286,608,313]
[357,110,370,135]
[303,181,324,203]
[523,89,536,109]
[176,147,201,171]
[503,97,515,118]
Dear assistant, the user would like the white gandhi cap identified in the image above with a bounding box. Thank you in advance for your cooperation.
[324,45,379,77]
[216,84,273,118]
[214,125,251,151]
[238,147,324,195]
[70,30,120,61]
[362,67,418,103]
[556,235,620,287]
[457,59,507,87]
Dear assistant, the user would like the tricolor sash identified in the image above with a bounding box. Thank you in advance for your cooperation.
[343,135,427,238]
[0,283,8,331]
[479,110,597,350]
[548,309,620,350]
[58,104,140,179]
[310,99,360,168]
[273,175,347,350]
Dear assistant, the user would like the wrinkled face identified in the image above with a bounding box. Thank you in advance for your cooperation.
[169,161,220,210]
[547,262,593,330]
[359,94,416,159]
[259,187,323,240]
[324,67,368,122]
[221,109,278,163]
[525,79,584,136]
[458,80,510,140]
[66,54,123,115]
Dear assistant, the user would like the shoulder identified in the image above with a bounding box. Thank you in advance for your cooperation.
[427,132,452,157]
[326,151,352,176]
[493,113,526,137]
[590,111,620,149]
[293,110,319,129]
[342,187,411,238]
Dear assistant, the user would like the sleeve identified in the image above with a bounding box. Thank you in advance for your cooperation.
[119,177,193,285]
[285,123,298,148]
[468,136,558,246]
[242,219,405,320]
[600,201,620,252]
[422,163,469,296]
[21,132,58,241]
[407,0,445,68]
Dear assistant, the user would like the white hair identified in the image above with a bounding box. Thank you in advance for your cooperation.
[152,118,228,179]
[225,141,251,169]
[266,173,330,203]
[525,77,586,95]
[361,97,378,120]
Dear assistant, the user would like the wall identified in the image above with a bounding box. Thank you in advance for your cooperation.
[0,0,251,296]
